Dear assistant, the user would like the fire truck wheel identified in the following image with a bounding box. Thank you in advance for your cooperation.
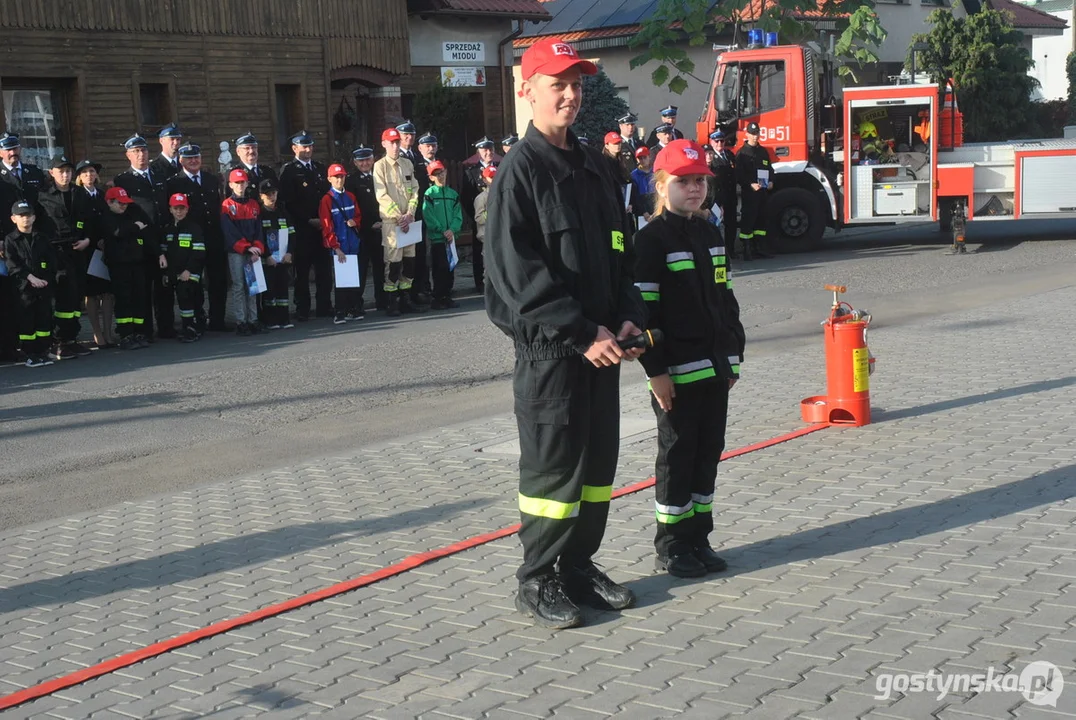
[769,187,825,252]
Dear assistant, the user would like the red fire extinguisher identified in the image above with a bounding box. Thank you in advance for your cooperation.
[801,284,876,426]
[850,132,862,164]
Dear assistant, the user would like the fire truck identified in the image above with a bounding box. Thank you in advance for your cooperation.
[696,38,1076,251]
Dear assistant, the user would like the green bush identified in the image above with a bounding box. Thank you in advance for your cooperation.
[1068,52,1076,123]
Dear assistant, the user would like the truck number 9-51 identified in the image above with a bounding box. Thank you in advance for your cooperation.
[759,126,789,142]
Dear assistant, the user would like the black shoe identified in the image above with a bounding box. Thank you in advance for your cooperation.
[66,342,93,357]
[236,323,252,337]
[398,296,418,314]
[443,298,460,309]
[134,335,151,349]
[559,562,635,611]
[515,575,583,629]
[180,327,199,343]
[386,296,401,317]
[25,355,50,368]
[333,312,347,325]
[655,552,707,578]
[119,336,138,351]
[345,310,363,321]
[693,544,728,573]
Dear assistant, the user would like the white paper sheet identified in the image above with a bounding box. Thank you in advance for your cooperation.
[624,184,632,211]
[246,258,267,295]
[271,227,289,263]
[395,221,422,248]
[87,250,110,280]
[333,253,361,288]
[447,239,459,271]
[636,217,649,230]
[757,170,769,189]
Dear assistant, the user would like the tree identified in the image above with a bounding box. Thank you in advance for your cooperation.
[908,6,1038,141]
[411,78,470,145]
[571,69,631,142]
[1067,52,1076,123]
[630,0,887,95]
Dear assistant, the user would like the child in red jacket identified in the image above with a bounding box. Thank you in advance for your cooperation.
[221,168,265,335]
[319,163,362,324]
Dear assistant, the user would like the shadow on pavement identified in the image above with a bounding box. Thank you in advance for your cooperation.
[0,497,494,614]
[873,376,1076,423]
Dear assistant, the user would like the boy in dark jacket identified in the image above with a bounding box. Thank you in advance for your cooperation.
[258,178,295,329]
[3,200,58,366]
[319,164,362,323]
[100,187,158,350]
[163,193,206,342]
[221,168,265,335]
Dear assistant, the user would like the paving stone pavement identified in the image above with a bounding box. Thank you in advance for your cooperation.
[2,282,1076,719]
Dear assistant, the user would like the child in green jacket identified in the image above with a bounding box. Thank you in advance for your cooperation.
[421,161,463,309]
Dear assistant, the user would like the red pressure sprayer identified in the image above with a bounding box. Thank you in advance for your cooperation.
[801,284,876,426]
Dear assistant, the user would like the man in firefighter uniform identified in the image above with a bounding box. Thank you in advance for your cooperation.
[485,37,647,630]
[279,130,331,320]
[346,145,387,312]
[734,122,774,259]
[707,129,740,257]
[0,131,49,209]
[617,113,642,179]
[501,133,519,155]
[149,123,182,181]
[645,105,684,147]
[397,120,431,306]
[373,127,422,316]
[230,132,278,191]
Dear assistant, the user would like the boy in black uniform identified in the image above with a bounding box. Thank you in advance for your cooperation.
[485,37,647,629]
[278,130,331,320]
[37,156,94,359]
[735,122,775,259]
[257,179,295,329]
[3,200,58,367]
[162,193,206,342]
[345,146,386,312]
[101,186,157,350]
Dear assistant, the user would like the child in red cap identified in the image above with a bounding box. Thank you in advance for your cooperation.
[421,160,462,309]
[163,192,206,342]
[100,186,158,349]
[633,138,745,579]
[221,168,265,335]
[319,163,363,323]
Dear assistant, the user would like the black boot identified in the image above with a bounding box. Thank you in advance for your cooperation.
[386,295,401,317]
[692,543,729,573]
[740,237,754,261]
[398,294,416,314]
[516,575,583,629]
[655,551,707,578]
[559,561,635,610]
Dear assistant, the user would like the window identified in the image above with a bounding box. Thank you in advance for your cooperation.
[3,85,69,167]
[739,62,786,116]
[275,84,305,155]
[139,83,171,132]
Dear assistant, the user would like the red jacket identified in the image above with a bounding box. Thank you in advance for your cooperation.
[318,189,361,254]
[221,194,266,255]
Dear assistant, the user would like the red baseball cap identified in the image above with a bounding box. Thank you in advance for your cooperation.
[105,186,134,204]
[228,168,249,183]
[169,193,189,208]
[426,160,446,175]
[635,146,650,159]
[653,139,714,177]
[521,37,598,81]
[604,132,622,145]
[481,165,498,181]
[382,128,401,142]
[328,163,347,177]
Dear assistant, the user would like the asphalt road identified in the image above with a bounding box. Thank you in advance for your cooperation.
[2,218,1074,531]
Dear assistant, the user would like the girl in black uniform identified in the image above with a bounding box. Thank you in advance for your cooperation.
[633,139,746,578]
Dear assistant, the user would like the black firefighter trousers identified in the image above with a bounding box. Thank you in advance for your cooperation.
[651,379,729,556]
[514,355,620,583]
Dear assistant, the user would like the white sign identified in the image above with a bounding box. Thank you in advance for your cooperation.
[443,42,485,63]
[441,67,487,88]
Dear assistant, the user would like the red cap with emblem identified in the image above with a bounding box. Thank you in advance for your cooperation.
[169,193,189,207]
[604,132,622,145]
[653,139,713,177]
[381,128,401,142]
[521,37,598,81]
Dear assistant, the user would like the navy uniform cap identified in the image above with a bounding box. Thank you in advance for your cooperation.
[500,133,519,147]
[11,200,33,216]
[577,136,589,145]
[352,145,374,160]
[473,136,495,149]
[617,113,638,124]
[290,130,314,147]
[418,133,438,145]
[655,124,674,135]
[235,132,258,147]
[50,156,74,169]
[158,123,182,139]
[660,105,678,117]
[178,143,201,158]
[0,132,20,150]
[395,121,417,134]
[258,178,279,194]
[124,134,148,150]
[75,159,102,174]
[709,128,727,140]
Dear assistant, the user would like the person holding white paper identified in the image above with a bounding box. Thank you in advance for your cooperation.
[734,122,775,259]
[373,128,422,317]
[319,164,363,324]
[421,161,462,310]
[257,179,295,330]
[220,168,265,336]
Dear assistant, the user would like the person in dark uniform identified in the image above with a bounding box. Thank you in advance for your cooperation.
[74,160,114,348]
[278,130,331,320]
[734,122,775,259]
[4,200,59,367]
[633,138,744,577]
[0,172,21,361]
[616,113,642,180]
[485,37,647,629]
[707,129,740,258]
[345,145,387,312]
[648,124,675,156]
[501,133,519,156]
[417,132,439,164]
[37,156,94,359]
[644,106,684,147]
[149,123,182,182]
[462,137,498,293]
[0,132,49,209]
[602,132,631,185]
[113,133,169,338]
[230,132,278,191]
[165,143,226,331]
[397,121,431,306]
